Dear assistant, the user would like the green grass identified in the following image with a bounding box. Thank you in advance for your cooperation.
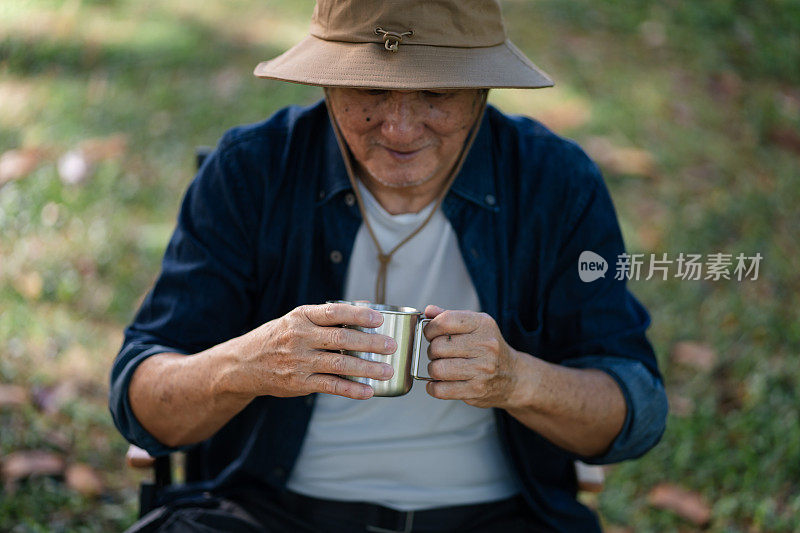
[1,0,799,530]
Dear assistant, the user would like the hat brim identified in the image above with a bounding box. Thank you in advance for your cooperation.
[254,35,553,89]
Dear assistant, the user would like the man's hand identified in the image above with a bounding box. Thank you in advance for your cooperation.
[421,304,629,457]
[129,302,396,447]
[423,305,524,409]
[228,302,397,401]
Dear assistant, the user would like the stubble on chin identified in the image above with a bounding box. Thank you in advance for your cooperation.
[360,165,438,189]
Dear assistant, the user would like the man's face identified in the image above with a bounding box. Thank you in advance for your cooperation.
[326,88,485,190]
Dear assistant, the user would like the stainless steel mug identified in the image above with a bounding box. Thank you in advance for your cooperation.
[328,301,432,397]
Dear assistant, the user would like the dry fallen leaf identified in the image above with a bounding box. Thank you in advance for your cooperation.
[0,384,28,408]
[32,381,79,415]
[12,271,44,301]
[671,341,717,372]
[768,126,800,156]
[40,201,61,227]
[639,20,666,48]
[536,99,592,132]
[636,226,664,252]
[0,79,34,124]
[714,365,747,414]
[57,345,96,382]
[80,134,128,162]
[0,148,44,186]
[708,71,743,102]
[667,393,695,417]
[57,134,128,185]
[583,136,656,177]
[213,67,242,100]
[43,430,72,452]
[648,483,712,527]
[1,450,65,488]
[65,463,104,497]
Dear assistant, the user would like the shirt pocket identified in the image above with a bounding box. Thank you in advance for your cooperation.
[504,309,543,356]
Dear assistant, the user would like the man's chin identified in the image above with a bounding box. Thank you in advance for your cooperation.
[365,168,437,189]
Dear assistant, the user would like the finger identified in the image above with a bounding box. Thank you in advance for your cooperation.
[427,358,475,381]
[305,373,374,400]
[302,303,383,328]
[424,304,446,319]
[423,310,482,341]
[427,333,473,360]
[426,379,472,401]
[310,351,394,381]
[315,327,397,355]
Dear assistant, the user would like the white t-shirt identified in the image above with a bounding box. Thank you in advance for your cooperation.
[286,181,518,510]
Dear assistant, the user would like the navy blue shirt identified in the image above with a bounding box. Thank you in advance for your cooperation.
[110,100,667,531]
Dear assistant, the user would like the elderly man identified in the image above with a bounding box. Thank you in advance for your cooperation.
[111,0,667,531]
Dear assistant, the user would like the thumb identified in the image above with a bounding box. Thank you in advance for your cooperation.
[424,304,446,319]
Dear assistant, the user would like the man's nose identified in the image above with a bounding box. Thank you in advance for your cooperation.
[381,92,424,143]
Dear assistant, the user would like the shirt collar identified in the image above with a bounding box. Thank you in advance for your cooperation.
[319,103,498,212]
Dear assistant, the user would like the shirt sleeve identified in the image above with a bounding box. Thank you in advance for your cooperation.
[540,146,668,464]
[108,135,262,456]
[562,355,667,464]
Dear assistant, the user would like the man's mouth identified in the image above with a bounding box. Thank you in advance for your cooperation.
[384,146,424,161]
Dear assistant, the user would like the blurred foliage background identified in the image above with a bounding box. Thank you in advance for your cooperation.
[0,0,798,531]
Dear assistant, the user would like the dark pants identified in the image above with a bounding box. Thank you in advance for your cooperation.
[126,490,549,533]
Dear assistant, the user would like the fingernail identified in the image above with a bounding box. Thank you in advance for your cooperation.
[370,312,383,325]
[382,364,394,378]
[385,338,397,352]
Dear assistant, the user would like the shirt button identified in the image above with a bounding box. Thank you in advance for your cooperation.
[273,466,286,478]
[485,194,496,206]
[344,193,356,207]
[470,248,479,258]
[330,250,343,263]
[318,190,325,200]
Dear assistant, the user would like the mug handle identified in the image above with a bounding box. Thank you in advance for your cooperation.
[412,318,434,381]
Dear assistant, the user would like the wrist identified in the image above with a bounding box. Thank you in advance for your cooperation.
[505,349,534,410]
[204,336,256,404]
[505,350,550,412]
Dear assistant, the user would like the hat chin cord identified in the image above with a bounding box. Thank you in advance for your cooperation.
[323,87,489,304]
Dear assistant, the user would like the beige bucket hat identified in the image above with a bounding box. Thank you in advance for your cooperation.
[254,0,553,89]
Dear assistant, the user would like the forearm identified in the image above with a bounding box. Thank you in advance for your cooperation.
[125,304,397,449]
[505,351,627,457]
[128,336,253,449]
